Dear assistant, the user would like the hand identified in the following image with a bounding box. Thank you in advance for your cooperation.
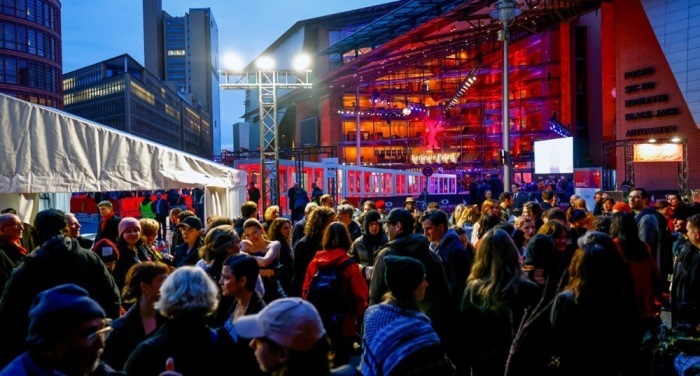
[364,266,374,280]
[159,357,180,376]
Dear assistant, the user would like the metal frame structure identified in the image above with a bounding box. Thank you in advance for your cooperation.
[220,70,312,212]
[602,138,690,200]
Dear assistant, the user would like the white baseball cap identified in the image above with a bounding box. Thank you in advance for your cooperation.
[233,297,326,351]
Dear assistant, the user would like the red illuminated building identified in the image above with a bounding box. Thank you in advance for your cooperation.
[232,0,700,198]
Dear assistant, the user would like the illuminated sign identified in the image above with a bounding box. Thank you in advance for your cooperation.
[633,143,683,162]
[411,153,459,164]
[167,50,186,56]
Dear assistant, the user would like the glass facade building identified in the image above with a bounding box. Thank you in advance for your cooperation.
[0,0,62,108]
[63,55,212,157]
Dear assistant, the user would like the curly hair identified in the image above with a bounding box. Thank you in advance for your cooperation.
[304,206,336,240]
[199,224,239,262]
[264,205,280,223]
[139,218,160,240]
[267,217,291,244]
[155,266,219,318]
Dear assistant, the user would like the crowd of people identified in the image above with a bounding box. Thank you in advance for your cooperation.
[1,183,700,375]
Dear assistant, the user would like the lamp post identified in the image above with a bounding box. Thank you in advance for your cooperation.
[220,54,312,214]
[491,0,521,192]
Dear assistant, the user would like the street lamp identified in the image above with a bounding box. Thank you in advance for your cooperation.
[220,53,312,214]
[490,0,521,192]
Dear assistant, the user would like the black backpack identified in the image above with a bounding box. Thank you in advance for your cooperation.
[306,258,355,337]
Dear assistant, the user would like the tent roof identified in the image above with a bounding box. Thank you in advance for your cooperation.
[0,93,246,194]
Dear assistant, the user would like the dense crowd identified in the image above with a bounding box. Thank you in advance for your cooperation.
[1,183,699,375]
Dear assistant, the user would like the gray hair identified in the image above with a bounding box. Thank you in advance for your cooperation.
[155,266,219,318]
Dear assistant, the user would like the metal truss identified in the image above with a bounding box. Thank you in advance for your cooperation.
[602,138,689,200]
[220,70,312,213]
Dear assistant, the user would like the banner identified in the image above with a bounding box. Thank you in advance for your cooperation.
[633,143,683,162]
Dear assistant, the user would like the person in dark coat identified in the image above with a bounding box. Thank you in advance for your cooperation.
[124,267,238,376]
[0,284,119,376]
[102,261,170,371]
[248,182,261,206]
[95,200,121,243]
[291,206,336,297]
[0,209,121,368]
[292,184,310,223]
[292,202,317,247]
[371,209,450,346]
[348,210,388,284]
[153,194,170,241]
[487,172,504,199]
[172,216,204,268]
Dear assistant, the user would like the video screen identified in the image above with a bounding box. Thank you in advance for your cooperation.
[534,137,573,174]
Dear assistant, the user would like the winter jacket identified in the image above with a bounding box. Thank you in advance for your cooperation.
[302,249,368,337]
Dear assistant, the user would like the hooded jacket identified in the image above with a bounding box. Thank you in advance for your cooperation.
[302,249,368,337]
[369,233,450,343]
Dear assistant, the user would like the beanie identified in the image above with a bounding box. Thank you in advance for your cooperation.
[118,217,141,238]
[384,255,425,301]
[27,284,106,345]
[612,202,632,214]
[363,209,382,228]
[33,209,67,237]
[91,238,120,263]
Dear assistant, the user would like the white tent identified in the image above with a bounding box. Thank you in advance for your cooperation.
[0,93,246,224]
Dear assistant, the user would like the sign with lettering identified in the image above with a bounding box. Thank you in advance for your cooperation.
[322,158,338,180]
[411,152,459,164]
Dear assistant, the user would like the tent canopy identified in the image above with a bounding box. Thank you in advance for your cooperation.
[0,93,246,220]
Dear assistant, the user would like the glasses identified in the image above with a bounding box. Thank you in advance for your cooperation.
[86,319,113,346]
[2,223,23,229]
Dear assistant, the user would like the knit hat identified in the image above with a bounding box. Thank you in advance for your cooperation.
[524,234,557,270]
[91,238,120,263]
[233,297,326,351]
[33,209,67,237]
[612,202,632,214]
[384,255,425,301]
[363,209,382,227]
[27,284,106,345]
[118,217,141,237]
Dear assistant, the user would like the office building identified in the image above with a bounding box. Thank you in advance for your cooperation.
[143,1,221,155]
[63,54,212,157]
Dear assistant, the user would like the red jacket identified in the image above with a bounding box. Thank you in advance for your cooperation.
[302,248,369,337]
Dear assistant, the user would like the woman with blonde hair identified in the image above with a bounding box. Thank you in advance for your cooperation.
[449,204,465,227]
[262,205,280,233]
[457,204,480,241]
[139,217,172,264]
[457,229,549,375]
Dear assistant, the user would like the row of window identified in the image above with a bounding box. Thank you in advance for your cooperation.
[1,0,59,31]
[63,81,124,106]
[1,21,59,61]
[0,55,57,91]
[63,71,102,91]
[1,89,58,107]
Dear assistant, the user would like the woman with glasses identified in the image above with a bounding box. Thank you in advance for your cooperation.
[102,261,170,371]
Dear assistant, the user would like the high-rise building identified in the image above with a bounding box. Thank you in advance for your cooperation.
[0,0,62,108]
[143,1,220,156]
[63,54,212,157]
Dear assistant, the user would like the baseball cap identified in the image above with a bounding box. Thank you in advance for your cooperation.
[378,208,414,228]
[233,297,326,351]
[176,216,203,230]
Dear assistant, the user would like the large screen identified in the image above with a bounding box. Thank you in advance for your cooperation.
[534,137,574,174]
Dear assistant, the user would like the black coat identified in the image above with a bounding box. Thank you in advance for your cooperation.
[124,314,238,376]
[172,239,203,268]
[0,236,121,367]
[96,215,121,243]
[291,235,321,297]
[102,303,168,371]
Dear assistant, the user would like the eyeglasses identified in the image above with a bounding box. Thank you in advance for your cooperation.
[2,223,23,229]
[86,319,113,346]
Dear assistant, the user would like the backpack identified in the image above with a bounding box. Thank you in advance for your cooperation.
[306,258,356,337]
